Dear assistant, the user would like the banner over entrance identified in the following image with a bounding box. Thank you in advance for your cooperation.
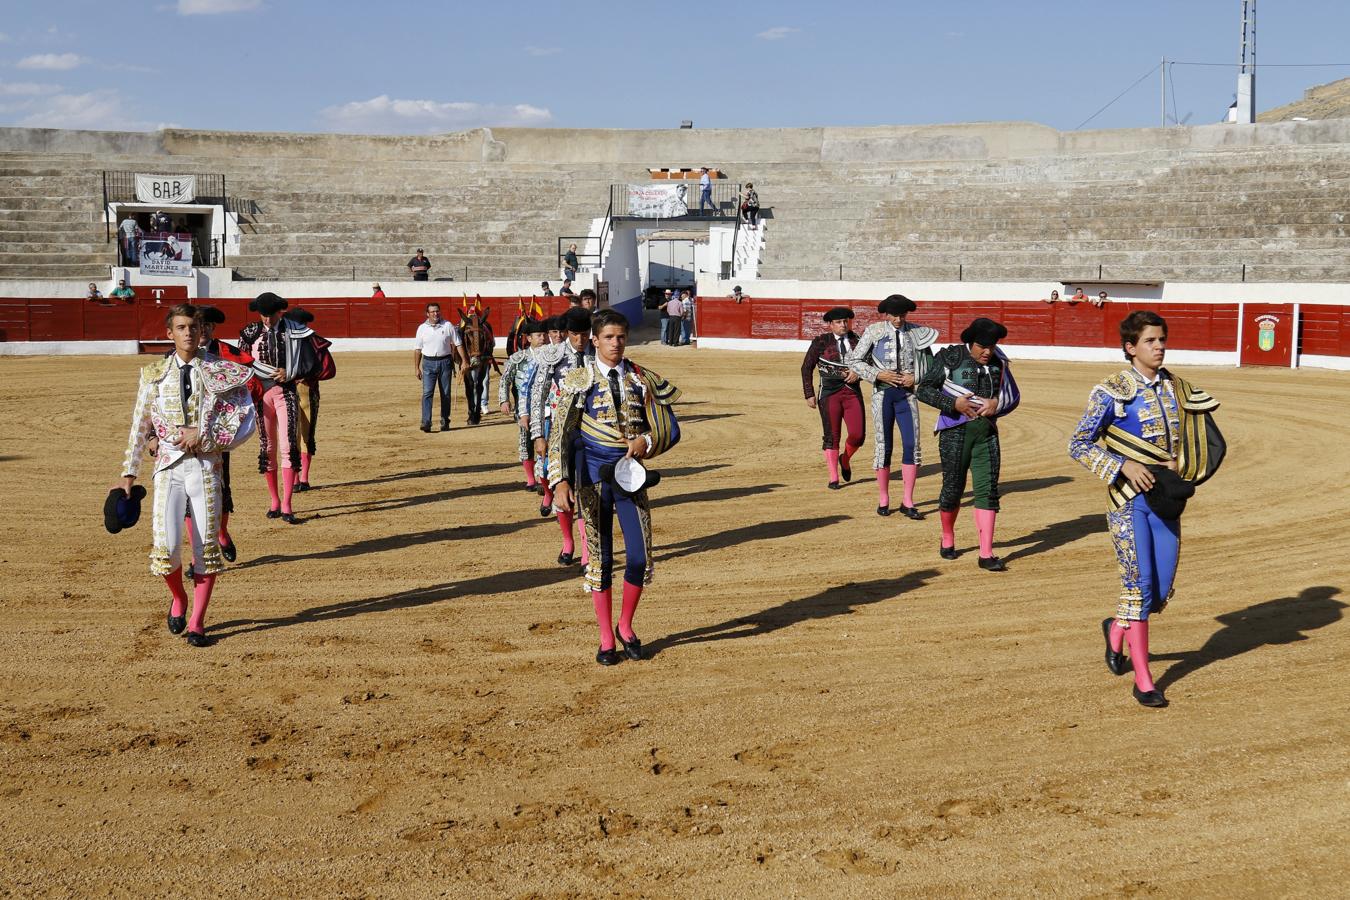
[626,183,688,218]
[135,174,196,204]
[139,232,193,277]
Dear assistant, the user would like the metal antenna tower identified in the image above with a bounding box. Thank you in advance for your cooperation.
[1236,1,1256,123]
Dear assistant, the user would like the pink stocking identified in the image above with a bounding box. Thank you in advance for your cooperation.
[542,485,554,507]
[557,510,575,555]
[592,588,615,650]
[1109,619,1126,654]
[217,510,231,545]
[618,581,642,641]
[280,468,296,515]
[264,470,280,512]
[521,460,537,487]
[823,449,840,483]
[901,463,918,507]
[188,573,216,634]
[877,469,891,507]
[1125,621,1156,692]
[939,507,959,549]
[974,508,996,557]
[578,519,589,565]
[163,568,189,618]
[300,452,312,484]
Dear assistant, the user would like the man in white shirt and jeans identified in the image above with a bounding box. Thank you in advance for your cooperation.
[413,302,467,432]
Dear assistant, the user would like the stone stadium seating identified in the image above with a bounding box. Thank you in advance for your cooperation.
[0,119,1346,284]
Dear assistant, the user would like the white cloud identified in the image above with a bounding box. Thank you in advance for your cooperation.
[3,87,149,130]
[0,81,61,97]
[755,26,800,41]
[177,0,262,14]
[15,53,83,71]
[320,95,553,133]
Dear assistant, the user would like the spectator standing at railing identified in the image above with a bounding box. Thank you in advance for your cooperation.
[1043,289,1061,304]
[110,279,136,303]
[741,182,761,228]
[86,282,105,303]
[118,216,142,265]
[563,243,579,281]
[560,279,575,297]
[541,281,554,297]
[371,283,385,300]
[730,285,746,304]
[699,168,716,215]
[407,249,431,281]
[149,209,171,234]
[1093,290,1109,308]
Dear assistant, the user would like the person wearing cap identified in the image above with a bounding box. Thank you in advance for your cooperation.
[915,316,1021,571]
[549,308,682,665]
[1068,310,1224,709]
[498,317,549,492]
[407,250,431,281]
[117,303,256,647]
[371,283,386,300]
[239,293,304,523]
[658,289,674,344]
[801,307,865,489]
[529,307,596,563]
[847,294,940,518]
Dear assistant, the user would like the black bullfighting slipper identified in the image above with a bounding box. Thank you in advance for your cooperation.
[220,540,237,563]
[595,647,621,666]
[828,481,841,491]
[281,513,298,525]
[877,506,892,517]
[615,628,643,661]
[899,505,925,520]
[539,504,552,518]
[939,543,958,560]
[1102,618,1129,676]
[266,509,281,519]
[977,556,1007,572]
[167,613,187,635]
[1132,686,1168,708]
[840,459,852,482]
[185,631,215,648]
[296,481,310,492]
[558,552,575,566]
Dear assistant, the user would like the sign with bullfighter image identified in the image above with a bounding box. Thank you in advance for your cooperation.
[139,233,193,277]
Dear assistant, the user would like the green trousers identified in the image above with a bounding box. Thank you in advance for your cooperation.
[937,417,1001,511]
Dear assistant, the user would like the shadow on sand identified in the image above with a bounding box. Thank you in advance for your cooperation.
[1153,586,1345,692]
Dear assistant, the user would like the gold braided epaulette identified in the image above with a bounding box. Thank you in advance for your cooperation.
[1095,370,1140,402]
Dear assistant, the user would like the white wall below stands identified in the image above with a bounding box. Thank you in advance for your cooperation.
[697,278,1350,307]
[0,340,139,356]
[694,337,1236,367]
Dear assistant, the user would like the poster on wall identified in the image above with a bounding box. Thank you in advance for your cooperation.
[139,233,193,277]
[627,183,688,218]
[135,174,196,204]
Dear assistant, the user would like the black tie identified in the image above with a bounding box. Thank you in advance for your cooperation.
[607,368,623,415]
[180,361,193,424]
[837,337,846,360]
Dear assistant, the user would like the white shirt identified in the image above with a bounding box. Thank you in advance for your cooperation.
[700,172,711,190]
[414,320,462,357]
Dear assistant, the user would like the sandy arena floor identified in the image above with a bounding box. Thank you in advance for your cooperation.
[1,341,1347,897]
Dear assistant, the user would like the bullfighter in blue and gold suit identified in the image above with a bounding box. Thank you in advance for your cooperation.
[1069,310,1224,708]
[548,309,680,666]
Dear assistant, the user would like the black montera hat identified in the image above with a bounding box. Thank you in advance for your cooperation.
[251,292,289,315]
[822,307,855,322]
[881,294,917,315]
[284,307,315,325]
[198,305,226,325]
[104,485,147,534]
[960,317,1008,346]
[561,307,592,334]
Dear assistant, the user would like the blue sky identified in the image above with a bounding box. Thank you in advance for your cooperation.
[1,1,1348,134]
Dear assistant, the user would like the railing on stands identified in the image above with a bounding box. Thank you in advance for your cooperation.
[609,181,742,219]
[103,170,229,265]
[556,196,615,280]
